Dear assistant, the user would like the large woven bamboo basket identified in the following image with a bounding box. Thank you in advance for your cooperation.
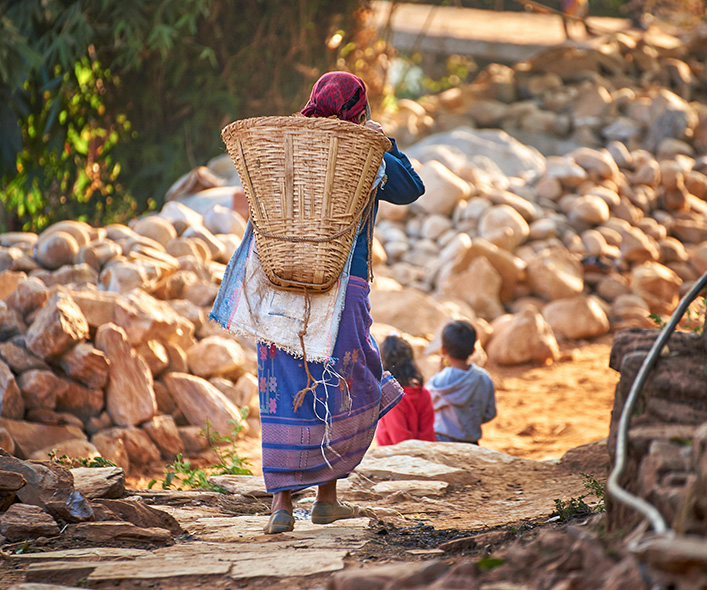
[221,115,391,292]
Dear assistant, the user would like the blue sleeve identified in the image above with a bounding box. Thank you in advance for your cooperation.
[378,138,425,205]
[482,377,497,423]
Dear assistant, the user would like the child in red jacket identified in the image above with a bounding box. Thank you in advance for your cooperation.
[376,334,436,446]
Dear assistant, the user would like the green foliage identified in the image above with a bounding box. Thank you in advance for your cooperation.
[551,473,607,522]
[1,0,367,233]
[648,313,667,329]
[476,556,505,571]
[580,472,606,513]
[149,416,252,492]
[49,450,117,469]
[552,496,594,522]
[387,52,474,100]
[649,296,707,335]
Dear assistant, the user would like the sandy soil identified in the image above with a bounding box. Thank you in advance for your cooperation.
[483,334,619,461]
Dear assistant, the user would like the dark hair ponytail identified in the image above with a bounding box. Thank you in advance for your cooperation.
[381,335,423,387]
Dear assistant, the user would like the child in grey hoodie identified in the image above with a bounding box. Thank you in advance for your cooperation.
[428,320,496,444]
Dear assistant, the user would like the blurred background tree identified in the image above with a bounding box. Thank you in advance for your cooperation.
[0,0,368,233]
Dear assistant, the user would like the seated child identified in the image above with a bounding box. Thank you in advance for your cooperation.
[376,334,436,446]
[428,320,496,444]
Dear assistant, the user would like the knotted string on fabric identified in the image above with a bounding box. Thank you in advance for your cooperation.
[313,361,350,468]
[292,287,316,413]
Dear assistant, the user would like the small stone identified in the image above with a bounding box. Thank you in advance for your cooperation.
[72,466,126,499]
[0,452,74,508]
[35,231,80,270]
[569,195,610,227]
[0,504,59,542]
[58,343,110,390]
[0,469,26,492]
[142,415,184,460]
[25,293,89,360]
[67,521,172,545]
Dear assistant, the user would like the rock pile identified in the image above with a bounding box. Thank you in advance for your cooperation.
[164,29,707,368]
[0,208,257,473]
[0,450,181,546]
[368,27,707,364]
[3,25,707,468]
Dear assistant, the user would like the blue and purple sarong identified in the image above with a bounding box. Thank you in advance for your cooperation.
[257,276,403,493]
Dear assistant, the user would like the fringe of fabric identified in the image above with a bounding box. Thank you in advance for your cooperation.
[208,310,327,361]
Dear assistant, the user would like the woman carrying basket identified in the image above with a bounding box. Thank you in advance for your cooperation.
[213,72,424,534]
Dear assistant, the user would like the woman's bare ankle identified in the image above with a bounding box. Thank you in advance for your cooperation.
[272,490,293,513]
[315,480,338,504]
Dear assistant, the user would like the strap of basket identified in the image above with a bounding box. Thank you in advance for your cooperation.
[292,286,316,413]
[290,187,378,413]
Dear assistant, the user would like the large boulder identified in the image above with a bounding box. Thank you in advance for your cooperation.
[0,360,25,419]
[542,295,610,340]
[478,204,530,251]
[413,160,472,216]
[0,419,86,460]
[526,248,584,301]
[437,257,504,321]
[163,372,247,437]
[25,293,90,360]
[370,282,450,338]
[185,335,246,381]
[95,323,157,427]
[487,306,559,365]
[629,262,682,315]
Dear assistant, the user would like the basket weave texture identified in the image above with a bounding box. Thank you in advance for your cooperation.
[221,115,391,292]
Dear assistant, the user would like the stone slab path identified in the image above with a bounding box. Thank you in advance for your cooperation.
[5,440,606,589]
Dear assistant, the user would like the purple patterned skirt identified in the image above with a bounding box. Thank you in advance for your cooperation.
[257,276,403,493]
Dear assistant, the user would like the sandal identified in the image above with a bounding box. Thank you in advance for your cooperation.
[311,500,360,525]
[263,509,295,534]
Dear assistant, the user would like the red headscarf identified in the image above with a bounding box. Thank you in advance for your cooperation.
[300,72,368,122]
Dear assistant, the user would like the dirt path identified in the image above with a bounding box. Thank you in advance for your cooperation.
[483,334,619,461]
